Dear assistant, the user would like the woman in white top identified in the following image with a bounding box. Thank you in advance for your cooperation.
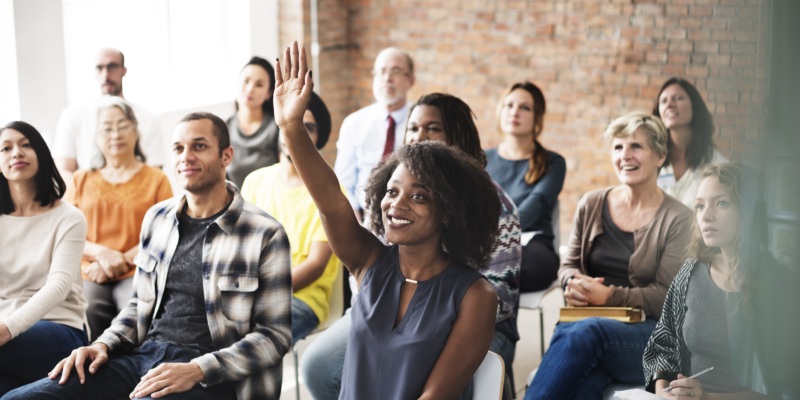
[0,121,88,395]
[654,77,726,207]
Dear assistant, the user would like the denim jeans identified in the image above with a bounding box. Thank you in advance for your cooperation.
[292,296,320,343]
[300,308,351,400]
[0,321,87,396]
[1,340,235,400]
[524,317,657,400]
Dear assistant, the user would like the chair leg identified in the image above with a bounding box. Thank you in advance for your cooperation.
[293,345,300,400]
[538,308,545,358]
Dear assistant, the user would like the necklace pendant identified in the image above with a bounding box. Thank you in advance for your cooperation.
[404,278,418,285]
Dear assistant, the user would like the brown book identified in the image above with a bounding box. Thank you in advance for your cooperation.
[558,307,646,323]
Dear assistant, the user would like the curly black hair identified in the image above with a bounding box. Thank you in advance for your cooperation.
[363,141,501,268]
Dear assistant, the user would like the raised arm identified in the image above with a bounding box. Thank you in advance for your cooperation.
[272,42,384,280]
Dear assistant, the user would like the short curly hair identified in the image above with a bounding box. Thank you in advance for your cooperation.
[363,141,501,268]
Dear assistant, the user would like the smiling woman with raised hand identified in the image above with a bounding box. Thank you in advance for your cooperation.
[274,42,500,400]
[0,121,88,396]
[525,112,693,400]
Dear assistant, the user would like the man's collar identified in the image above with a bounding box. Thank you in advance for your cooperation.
[171,182,243,235]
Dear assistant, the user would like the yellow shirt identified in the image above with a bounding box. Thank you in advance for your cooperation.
[241,164,340,324]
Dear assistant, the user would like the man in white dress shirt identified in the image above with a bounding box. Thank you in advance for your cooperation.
[53,48,166,183]
[333,47,415,220]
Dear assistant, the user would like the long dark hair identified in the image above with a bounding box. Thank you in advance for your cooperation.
[498,82,550,185]
[234,56,276,116]
[363,141,501,268]
[0,121,66,214]
[652,77,715,169]
[409,93,486,166]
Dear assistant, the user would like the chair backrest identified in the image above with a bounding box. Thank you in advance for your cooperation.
[473,351,505,400]
[317,263,344,331]
[552,200,560,250]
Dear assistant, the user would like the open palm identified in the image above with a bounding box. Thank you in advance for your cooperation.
[273,41,313,128]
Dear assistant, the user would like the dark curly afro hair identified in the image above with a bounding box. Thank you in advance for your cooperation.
[363,141,501,269]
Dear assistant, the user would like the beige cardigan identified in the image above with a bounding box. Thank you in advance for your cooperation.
[559,187,693,318]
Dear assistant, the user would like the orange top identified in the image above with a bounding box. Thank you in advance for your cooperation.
[68,166,173,281]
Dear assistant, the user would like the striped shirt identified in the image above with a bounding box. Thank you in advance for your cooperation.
[96,182,292,400]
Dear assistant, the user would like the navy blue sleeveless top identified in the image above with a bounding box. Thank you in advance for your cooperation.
[339,246,483,400]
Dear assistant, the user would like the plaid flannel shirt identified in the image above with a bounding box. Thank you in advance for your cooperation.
[96,183,292,400]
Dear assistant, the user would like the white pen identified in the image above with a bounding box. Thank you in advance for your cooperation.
[662,366,714,392]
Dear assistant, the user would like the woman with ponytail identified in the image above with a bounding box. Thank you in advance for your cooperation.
[486,82,566,292]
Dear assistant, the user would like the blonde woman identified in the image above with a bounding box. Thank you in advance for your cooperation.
[526,112,693,400]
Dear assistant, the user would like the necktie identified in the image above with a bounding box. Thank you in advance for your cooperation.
[382,115,396,158]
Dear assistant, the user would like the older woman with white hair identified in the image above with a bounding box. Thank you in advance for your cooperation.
[525,112,694,400]
[67,96,172,340]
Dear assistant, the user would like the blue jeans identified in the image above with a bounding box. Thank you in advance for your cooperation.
[300,308,351,400]
[524,317,657,400]
[0,321,86,396]
[300,308,518,400]
[1,340,235,400]
[292,296,320,344]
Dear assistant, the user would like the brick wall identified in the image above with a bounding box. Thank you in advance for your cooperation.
[278,0,771,240]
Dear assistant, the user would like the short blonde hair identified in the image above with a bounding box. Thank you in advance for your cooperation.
[603,112,668,157]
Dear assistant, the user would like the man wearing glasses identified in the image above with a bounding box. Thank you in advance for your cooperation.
[333,47,415,222]
[53,48,166,183]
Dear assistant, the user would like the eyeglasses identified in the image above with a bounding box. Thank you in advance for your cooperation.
[304,122,318,134]
[99,123,135,136]
[371,67,409,79]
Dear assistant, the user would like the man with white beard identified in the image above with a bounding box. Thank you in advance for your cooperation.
[333,47,415,221]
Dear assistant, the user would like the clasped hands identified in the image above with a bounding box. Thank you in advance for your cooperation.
[84,246,136,284]
[48,343,205,398]
[563,272,613,307]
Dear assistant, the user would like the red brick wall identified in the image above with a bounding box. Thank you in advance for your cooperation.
[279,0,770,240]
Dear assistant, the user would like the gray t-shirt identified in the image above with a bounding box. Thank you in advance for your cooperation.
[226,114,279,188]
[146,207,227,352]
[684,263,746,393]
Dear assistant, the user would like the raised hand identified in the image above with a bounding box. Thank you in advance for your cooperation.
[273,41,313,130]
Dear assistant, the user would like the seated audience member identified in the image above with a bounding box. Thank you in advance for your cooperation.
[644,163,798,399]
[525,112,693,400]
[226,56,280,188]
[3,112,291,400]
[654,77,726,207]
[334,47,415,219]
[241,91,340,343]
[54,48,165,183]
[67,96,172,340]
[278,43,499,400]
[0,121,88,396]
[486,82,565,292]
[300,92,522,400]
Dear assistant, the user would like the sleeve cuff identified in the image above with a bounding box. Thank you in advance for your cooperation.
[192,353,223,386]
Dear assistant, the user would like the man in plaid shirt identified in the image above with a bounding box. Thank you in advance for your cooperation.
[6,112,292,400]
